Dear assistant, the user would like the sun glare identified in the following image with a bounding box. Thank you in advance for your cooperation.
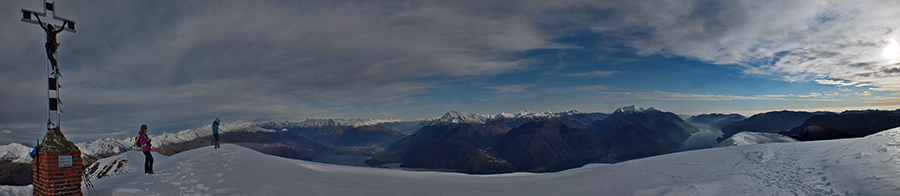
[884,38,900,60]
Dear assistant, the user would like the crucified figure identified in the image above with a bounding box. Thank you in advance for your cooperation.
[34,13,67,68]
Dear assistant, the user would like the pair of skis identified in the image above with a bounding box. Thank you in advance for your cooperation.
[81,165,98,196]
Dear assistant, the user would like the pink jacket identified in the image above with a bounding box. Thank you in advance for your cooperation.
[139,131,151,152]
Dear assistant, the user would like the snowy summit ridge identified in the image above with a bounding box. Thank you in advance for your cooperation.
[0,143,33,163]
[264,118,409,128]
[300,118,405,128]
[613,105,659,114]
[431,110,581,126]
[76,138,133,157]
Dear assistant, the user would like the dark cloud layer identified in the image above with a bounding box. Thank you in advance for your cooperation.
[2,0,899,144]
[1,0,566,143]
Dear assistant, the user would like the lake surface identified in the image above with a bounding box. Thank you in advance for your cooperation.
[677,128,723,151]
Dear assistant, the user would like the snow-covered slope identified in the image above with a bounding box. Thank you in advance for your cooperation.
[83,151,167,179]
[716,131,799,147]
[0,143,33,163]
[0,127,869,195]
[0,185,31,196]
[4,125,899,195]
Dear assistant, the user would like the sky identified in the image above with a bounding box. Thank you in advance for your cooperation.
[1,0,900,144]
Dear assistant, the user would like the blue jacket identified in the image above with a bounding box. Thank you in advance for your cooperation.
[212,122,219,134]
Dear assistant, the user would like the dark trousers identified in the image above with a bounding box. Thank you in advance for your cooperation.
[143,151,154,173]
[213,133,220,149]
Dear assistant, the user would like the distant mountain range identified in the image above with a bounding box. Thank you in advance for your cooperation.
[257,118,409,148]
[688,113,746,129]
[373,111,532,173]
[0,143,33,185]
[718,111,818,142]
[368,106,698,173]
[588,106,696,159]
[781,110,900,141]
[496,117,605,172]
[3,107,900,184]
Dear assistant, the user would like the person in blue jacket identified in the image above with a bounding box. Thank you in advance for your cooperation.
[212,118,220,149]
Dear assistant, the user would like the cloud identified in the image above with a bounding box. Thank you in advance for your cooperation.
[554,0,900,91]
[797,92,824,98]
[588,90,842,101]
[637,91,766,101]
[2,0,899,143]
[588,91,761,101]
[862,96,900,104]
[0,0,574,138]
[484,85,529,93]
[572,85,609,92]
[561,70,619,77]
[759,94,790,98]
[70,0,561,91]
[814,79,860,87]
[0,123,44,145]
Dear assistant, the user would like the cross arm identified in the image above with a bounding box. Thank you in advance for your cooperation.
[21,9,76,33]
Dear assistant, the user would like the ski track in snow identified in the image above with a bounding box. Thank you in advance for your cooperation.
[3,128,900,195]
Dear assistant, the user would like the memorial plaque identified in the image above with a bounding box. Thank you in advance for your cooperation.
[58,155,72,167]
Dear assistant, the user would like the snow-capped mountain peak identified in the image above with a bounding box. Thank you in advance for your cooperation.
[495,110,572,119]
[615,105,643,114]
[0,143,33,163]
[76,138,134,157]
[431,110,582,126]
[613,105,660,114]
[295,117,402,128]
[434,111,493,125]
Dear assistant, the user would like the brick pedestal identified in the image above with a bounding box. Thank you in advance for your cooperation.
[32,127,82,196]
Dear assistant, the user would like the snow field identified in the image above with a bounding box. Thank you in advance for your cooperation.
[78,127,900,195]
[3,127,900,195]
[715,131,798,147]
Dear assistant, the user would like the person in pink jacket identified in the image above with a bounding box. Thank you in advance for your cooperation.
[138,124,154,174]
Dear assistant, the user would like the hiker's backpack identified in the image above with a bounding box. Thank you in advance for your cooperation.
[134,135,142,147]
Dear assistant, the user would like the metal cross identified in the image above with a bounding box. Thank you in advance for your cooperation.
[21,0,76,33]
[21,0,76,130]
